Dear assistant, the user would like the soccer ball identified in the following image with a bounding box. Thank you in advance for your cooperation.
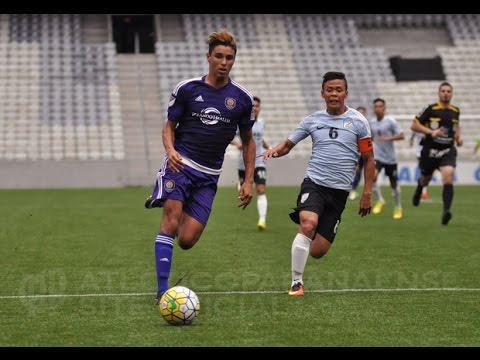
[159,286,200,325]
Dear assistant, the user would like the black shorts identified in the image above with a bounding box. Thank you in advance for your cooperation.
[238,167,267,185]
[419,146,457,177]
[375,161,398,179]
[289,178,349,243]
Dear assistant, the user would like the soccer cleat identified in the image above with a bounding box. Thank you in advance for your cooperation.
[442,211,452,226]
[372,200,385,215]
[288,282,304,297]
[145,196,162,209]
[393,207,403,220]
[412,186,423,207]
[348,190,358,201]
[257,219,266,231]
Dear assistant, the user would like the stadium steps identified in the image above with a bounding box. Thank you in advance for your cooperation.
[117,54,164,186]
[81,14,109,44]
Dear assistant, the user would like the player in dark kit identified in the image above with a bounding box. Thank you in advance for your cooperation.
[411,82,463,225]
[144,29,256,302]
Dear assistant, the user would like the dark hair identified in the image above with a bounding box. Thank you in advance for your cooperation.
[439,82,452,90]
[253,96,261,103]
[322,71,348,90]
[207,29,237,54]
[356,106,366,112]
[373,98,385,105]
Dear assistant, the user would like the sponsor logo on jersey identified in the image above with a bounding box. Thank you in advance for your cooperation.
[225,97,236,110]
[192,107,231,125]
[168,95,176,107]
[195,95,204,102]
[343,120,353,129]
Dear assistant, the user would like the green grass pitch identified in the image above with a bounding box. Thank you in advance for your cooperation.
[0,185,479,346]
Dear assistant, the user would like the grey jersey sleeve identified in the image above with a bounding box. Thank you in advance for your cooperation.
[390,118,403,135]
[356,116,372,139]
[288,117,311,144]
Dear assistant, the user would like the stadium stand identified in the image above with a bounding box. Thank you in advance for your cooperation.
[1,14,479,187]
[0,14,123,161]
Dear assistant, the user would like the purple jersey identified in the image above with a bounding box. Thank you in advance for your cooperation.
[167,75,255,172]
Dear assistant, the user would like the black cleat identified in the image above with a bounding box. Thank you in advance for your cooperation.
[145,196,163,209]
[412,186,423,207]
[442,211,452,226]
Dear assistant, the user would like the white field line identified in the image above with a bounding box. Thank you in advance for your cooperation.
[1,288,480,300]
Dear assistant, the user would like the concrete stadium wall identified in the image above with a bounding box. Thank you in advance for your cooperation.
[0,160,127,189]
[1,158,479,189]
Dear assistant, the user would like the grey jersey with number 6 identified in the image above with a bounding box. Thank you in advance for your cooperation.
[369,116,402,164]
[288,107,372,191]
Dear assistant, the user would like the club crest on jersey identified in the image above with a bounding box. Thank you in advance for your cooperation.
[164,180,175,192]
[300,193,309,203]
[225,97,236,110]
[430,121,439,130]
[343,120,353,129]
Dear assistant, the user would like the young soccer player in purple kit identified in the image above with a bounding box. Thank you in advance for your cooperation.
[144,29,256,303]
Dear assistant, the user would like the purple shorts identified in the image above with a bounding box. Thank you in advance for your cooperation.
[149,158,219,226]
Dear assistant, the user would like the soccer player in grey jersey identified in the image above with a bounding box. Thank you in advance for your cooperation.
[369,98,405,219]
[263,72,375,297]
[231,96,271,230]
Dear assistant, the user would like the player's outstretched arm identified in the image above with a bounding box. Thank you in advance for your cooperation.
[359,150,375,217]
[238,127,255,209]
[263,139,296,160]
[162,120,183,172]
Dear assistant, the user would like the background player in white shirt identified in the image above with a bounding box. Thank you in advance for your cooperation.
[369,98,405,219]
[231,96,271,230]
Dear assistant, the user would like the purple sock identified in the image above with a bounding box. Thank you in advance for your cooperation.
[155,232,174,298]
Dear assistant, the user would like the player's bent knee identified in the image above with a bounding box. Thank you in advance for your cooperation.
[299,220,317,238]
[161,217,180,233]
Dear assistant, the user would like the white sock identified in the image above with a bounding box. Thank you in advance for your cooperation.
[373,182,385,203]
[392,185,401,208]
[257,194,267,222]
[291,233,312,286]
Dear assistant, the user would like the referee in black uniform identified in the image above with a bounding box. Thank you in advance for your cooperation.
[411,82,463,225]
